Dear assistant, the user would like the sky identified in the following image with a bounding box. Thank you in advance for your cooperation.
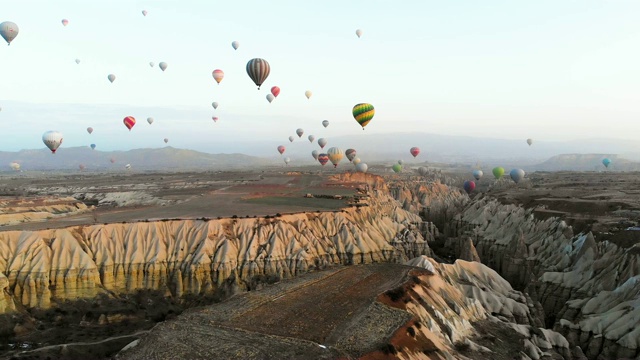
[1,0,640,154]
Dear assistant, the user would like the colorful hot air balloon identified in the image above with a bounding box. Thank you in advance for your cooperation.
[10,162,20,171]
[147,117,154,124]
[75,59,81,64]
[510,169,525,184]
[327,147,344,168]
[284,157,291,165]
[108,74,116,83]
[87,127,94,134]
[353,157,361,165]
[603,158,611,168]
[212,116,219,122]
[159,62,168,71]
[305,90,312,99]
[527,138,533,146]
[410,147,420,158]
[212,69,224,84]
[492,167,505,179]
[322,120,329,128]
[318,138,327,149]
[212,102,219,109]
[346,149,357,162]
[142,10,148,16]
[123,116,136,131]
[42,131,63,154]
[311,150,319,160]
[296,128,304,138]
[472,170,483,181]
[392,163,402,173]
[271,86,280,97]
[308,135,315,143]
[318,153,329,166]
[463,180,475,194]
[231,41,239,50]
[277,145,285,155]
[352,103,375,130]
[288,136,295,143]
[266,94,275,103]
[164,138,169,144]
[0,21,19,45]
[356,29,363,38]
[246,58,270,89]
[61,19,69,26]
[355,163,368,173]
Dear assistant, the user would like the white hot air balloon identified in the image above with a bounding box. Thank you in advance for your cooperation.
[322,120,329,128]
[164,138,169,144]
[0,21,19,45]
[159,62,167,71]
[125,164,132,170]
[266,94,275,103]
[42,131,63,154]
[147,117,154,124]
[62,19,69,26]
[231,41,239,50]
[355,163,368,173]
[296,128,304,138]
[305,90,312,99]
[289,136,295,143]
[317,138,327,149]
[75,59,81,64]
[284,157,291,165]
[308,135,315,143]
[108,74,116,83]
[311,150,319,160]
[212,102,219,109]
[149,62,155,67]
[10,162,20,171]
[355,29,363,38]
[142,10,148,16]
[353,157,361,165]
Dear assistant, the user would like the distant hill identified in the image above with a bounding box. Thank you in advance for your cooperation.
[0,146,276,171]
[529,154,640,172]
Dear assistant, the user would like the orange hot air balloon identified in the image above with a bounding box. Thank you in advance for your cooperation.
[123,116,136,131]
[212,69,224,84]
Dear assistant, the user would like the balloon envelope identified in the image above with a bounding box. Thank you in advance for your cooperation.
[472,170,483,181]
[296,128,304,138]
[352,103,375,129]
[159,62,168,71]
[510,169,525,184]
[410,147,420,158]
[246,58,270,89]
[271,86,280,97]
[305,90,312,99]
[266,94,275,103]
[327,147,344,167]
[231,41,239,50]
[90,144,96,150]
[284,157,291,165]
[308,135,315,143]
[147,117,154,124]
[463,180,476,194]
[212,69,224,84]
[277,145,285,155]
[75,59,81,64]
[355,163,368,173]
[288,136,295,143]
[212,102,219,109]
[311,150,319,160]
[603,158,611,168]
[123,116,136,131]
[142,10,148,16]
[149,62,155,67]
[10,162,20,171]
[356,29,363,38]
[317,153,329,166]
[62,19,69,26]
[322,120,329,128]
[353,157,361,165]
[492,167,505,179]
[212,116,219,122]
[108,74,116,83]
[317,138,327,149]
[87,127,93,134]
[527,138,533,146]
[0,21,19,45]
[164,138,169,143]
[392,163,402,173]
[42,131,63,154]
[346,149,357,162]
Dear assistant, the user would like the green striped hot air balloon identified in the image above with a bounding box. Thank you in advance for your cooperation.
[352,103,375,130]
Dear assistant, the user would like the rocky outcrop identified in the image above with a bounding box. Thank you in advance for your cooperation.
[0,197,89,226]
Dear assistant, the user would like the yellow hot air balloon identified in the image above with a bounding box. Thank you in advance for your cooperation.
[352,103,375,130]
[327,147,344,168]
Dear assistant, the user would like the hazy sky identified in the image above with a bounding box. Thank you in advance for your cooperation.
[1,0,640,154]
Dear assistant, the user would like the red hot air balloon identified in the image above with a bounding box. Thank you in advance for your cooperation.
[318,153,329,166]
[410,147,420,158]
[463,180,476,194]
[123,116,136,131]
[271,86,280,97]
[277,145,285,155]
[212,116,219,122]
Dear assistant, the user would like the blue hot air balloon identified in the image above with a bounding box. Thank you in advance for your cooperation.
[602,158,611,168]
[90,144,96,150]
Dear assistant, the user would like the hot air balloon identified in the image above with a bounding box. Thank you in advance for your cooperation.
[125,164,131,170]
[110,158,116,164]
[62,19,69,26]
[147,117,154,124]
[10,162,20,171]
[164,138,169,144]
[231,41,239,50]
[305,90,312,99]
[318,153,329,166]
[123,116,136,131]
[159,62,168,71]
[246,58,270,89]
[527,138,533,146]
[356,29,363,38]
[108,74,116,83]
[277,145,285,155]
[472,170,483,181]
[308,135,315,143]
[463,180,475,194]
[142,10,148,16]
[79,164,86,171]
[149,62,155,67]
[418,167,428,176]
[392,163,402,173]
[327,147,344,167]
[296,128,304,138]
[289,136,295,143]
[42,131,63,154]
[271,86,280,97]
[284,157,291,165]
[318,138,327,149]
[346,149,357,162]
[312,150,319,160]
[90,144,96,150]
[0,21,19,45]
[492,167,505,179]
[212,69,224,84]
[603,158,611,168]
[322,120,329,128]
[75,59,81,64]
[352,103,375,130]
[212,116,219,122]
[87,127,93,134]
[266,94,275,103]
[212,102,219,109]
[410,147,420,158]
[353,157,361,165]
[398,160,404,165]
[355,163,368,173]
[510,169,525,184]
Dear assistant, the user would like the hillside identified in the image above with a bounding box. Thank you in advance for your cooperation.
[530,153,640,171]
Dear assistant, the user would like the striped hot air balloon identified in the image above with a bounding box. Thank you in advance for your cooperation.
[317,153,329,166]
[327,147,344,168]
[352,103,375,130]
[123,116,136,131]
[345,149,357,162]
[246,58,270,89]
